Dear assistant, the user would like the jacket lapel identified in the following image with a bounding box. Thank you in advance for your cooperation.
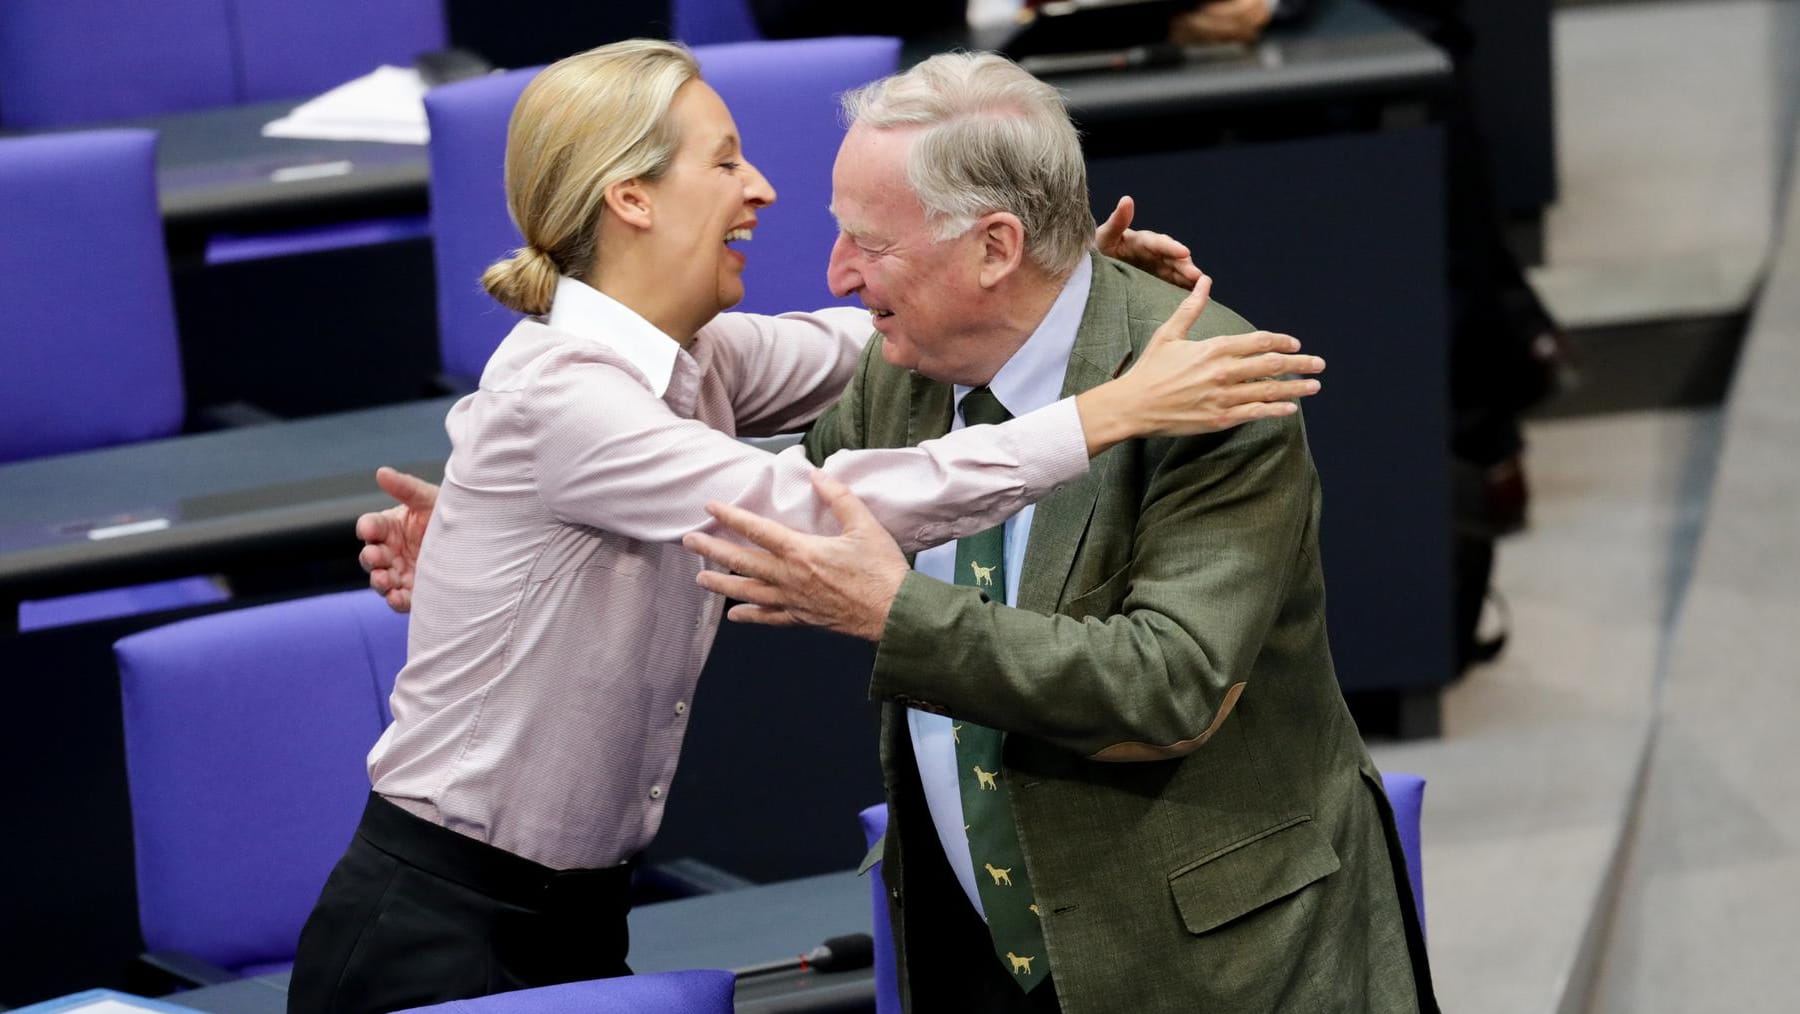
[1015,256,1134,615]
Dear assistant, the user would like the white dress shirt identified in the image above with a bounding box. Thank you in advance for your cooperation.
[908,255,1093,914]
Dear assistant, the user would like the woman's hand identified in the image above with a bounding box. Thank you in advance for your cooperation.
[355,467,440,613]
[1074,276,1325,455]
[1095,196,1204,288]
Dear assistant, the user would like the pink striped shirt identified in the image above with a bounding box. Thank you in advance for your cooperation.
[368,279,1089,870]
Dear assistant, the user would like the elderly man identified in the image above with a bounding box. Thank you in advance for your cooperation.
[679,53,1436,1013]
[358,52,1429,1014]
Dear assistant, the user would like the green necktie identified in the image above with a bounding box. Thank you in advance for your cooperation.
[951,386,1050,992]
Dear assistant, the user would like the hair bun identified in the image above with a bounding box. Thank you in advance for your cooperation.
[481,244,560,316]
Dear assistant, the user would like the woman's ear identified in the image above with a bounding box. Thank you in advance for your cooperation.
[603,178,654,231]
[976,212,1026,289]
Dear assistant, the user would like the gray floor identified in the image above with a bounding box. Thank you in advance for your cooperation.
[1530,0,1800,327]
[1584,105,1800,1014]
[1369,407,1717,1014]
[1364,2,1800,1010]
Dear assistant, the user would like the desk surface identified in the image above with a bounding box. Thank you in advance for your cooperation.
[81,0,1441,240]
[169,871,875,1014]
[148,100,430,236]
[0,397,454,604]
[911,0,1447,125]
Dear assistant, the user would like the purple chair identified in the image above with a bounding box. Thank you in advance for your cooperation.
[1381,769,1428,934]
[0,129,230,630]
[392,970,736,1013]
[0,0,445,128]
[0,2,235,128]
[113,591,409,980]
[672,0,765,45]
[857,804,901,1014]
[0,131,183,463]
[424,37,899,388]
[232,0,445,104]
[858,774,1426,1011]
[423,66,541,388]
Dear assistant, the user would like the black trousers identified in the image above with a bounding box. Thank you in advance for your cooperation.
[287,794,634,1014]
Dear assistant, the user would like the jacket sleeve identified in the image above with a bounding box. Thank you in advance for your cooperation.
[867,413,1320,761]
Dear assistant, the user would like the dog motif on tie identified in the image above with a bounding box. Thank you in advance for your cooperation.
[972,765,998,790]
[969,560,997,587]
[1007,952,1035,975]
[984,862,1014,886]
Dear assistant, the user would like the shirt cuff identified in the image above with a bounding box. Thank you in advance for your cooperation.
[1003,395,1091,498]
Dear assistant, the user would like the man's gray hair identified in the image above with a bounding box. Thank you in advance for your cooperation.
[840,52,1095,277]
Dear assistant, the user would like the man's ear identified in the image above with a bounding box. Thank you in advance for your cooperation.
[975,212,1026,288]
[602,178,654,231]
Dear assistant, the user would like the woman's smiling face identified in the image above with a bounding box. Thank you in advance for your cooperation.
[641,79,777,319]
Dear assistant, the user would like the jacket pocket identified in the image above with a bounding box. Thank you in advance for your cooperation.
[1062,561,1131,620]
[1167,816,1341,935]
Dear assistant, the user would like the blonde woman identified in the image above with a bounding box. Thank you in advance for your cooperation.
[290,40,1321,1013]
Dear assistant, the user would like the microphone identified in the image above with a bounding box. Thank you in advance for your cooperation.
[733,933,876,977]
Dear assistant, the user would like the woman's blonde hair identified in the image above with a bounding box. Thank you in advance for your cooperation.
[481,39,701,315]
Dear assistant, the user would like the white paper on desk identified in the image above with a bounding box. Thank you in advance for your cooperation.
[262,65,429,145]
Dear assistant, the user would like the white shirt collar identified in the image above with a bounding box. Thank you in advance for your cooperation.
[955,255,1093,422]
[545,275,680,398]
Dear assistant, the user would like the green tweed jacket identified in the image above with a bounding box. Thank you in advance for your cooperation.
[804,254,1435,1013]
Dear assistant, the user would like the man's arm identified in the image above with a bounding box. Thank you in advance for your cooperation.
[688,413,1318,760]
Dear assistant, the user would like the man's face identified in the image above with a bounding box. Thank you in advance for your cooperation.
[826,124,997,385]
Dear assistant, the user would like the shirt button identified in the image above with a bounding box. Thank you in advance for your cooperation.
[674,701,688,715]
[649,786,663,799]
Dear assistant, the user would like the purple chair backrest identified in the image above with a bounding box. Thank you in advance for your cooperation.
[0,130,184,463]
[859,773,1426,1010]
[0,0,444,128]
[0,1,236,128]
[392,969,736,1012]
[233,0,446,104]
[1380,769,1427,934]
[114,591,408,972]
[858,804,901,1014]
[424,37,899,388]
[672,0,765,46]
[423,66,539,387]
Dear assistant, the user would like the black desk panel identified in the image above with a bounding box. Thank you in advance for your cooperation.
[146,100,428,244]
[0,397,454,607]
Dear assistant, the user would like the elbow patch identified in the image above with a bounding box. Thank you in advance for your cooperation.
[1088,681,1247,762]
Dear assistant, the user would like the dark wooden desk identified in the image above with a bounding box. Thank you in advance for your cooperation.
[0,397,454,613]
[140,99,428,247]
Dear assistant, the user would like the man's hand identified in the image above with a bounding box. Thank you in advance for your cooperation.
[355,466,439,613]
[1074,277,1325,452]
[682,472,911,642]
[1171,0,1272,45]
[1095,195,1203,289]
